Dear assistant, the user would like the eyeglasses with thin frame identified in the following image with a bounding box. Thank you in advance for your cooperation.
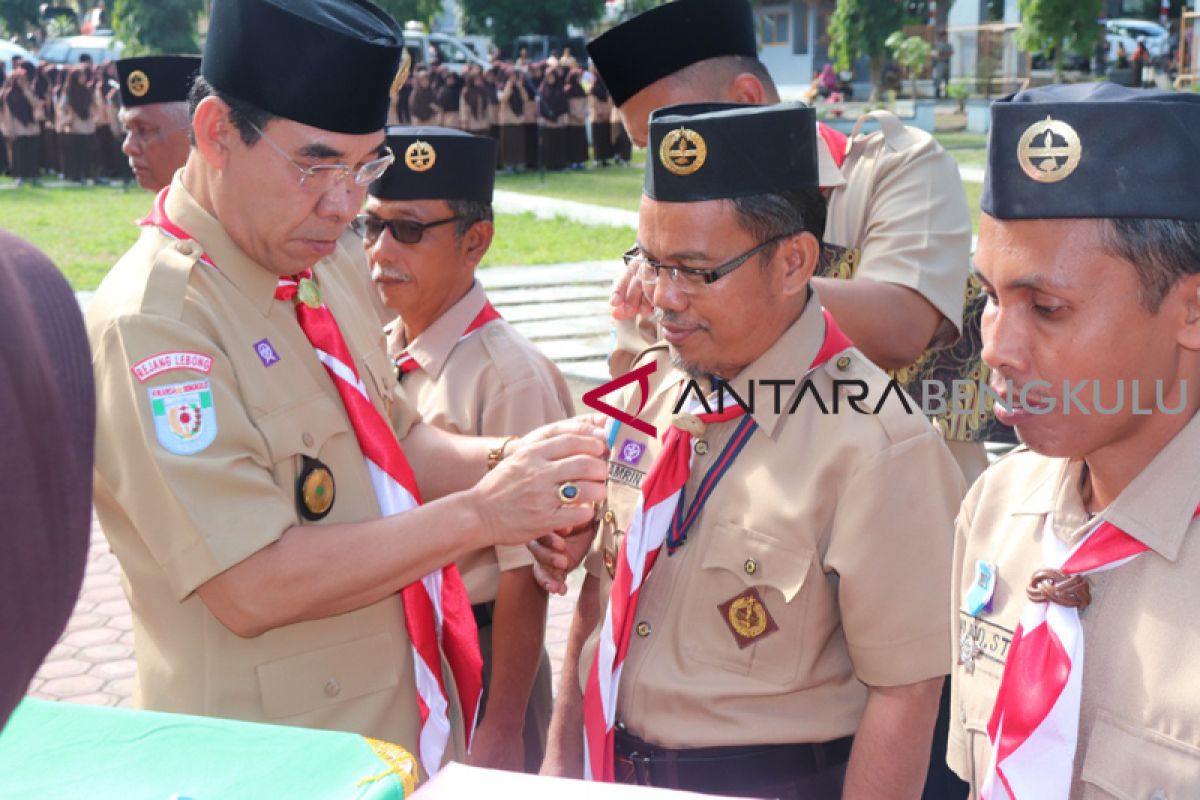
[244,119,395,193]
[353,213,462,245]
[624,230,803,295]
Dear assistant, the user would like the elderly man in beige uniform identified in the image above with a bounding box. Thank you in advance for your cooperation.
[86,0,607,781]
[590,0,996,491]
[115,55,198,194]
[540,102,964,797]
[361,126,571,773]
[949,84,1200,798]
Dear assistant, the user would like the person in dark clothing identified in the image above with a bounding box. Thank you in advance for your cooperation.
[1,62,42,184]
[408,67,441,125]
[564,68,588,168]
[589,73,614,167]
[539,67,568,170]
[499,67,529,170]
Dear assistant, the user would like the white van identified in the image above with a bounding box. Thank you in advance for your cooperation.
[402,22,491,73]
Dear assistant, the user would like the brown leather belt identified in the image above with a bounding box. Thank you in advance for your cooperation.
[613,725,853,793]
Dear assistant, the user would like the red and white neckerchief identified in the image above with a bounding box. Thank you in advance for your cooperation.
[979,503,1199,799]
[277,270,482,777]
[394,301,502,376]
[582,309,853,781]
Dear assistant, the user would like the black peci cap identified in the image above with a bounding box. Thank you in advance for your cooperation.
[116,55,201,108]
[587,0,758,108]
[645,102,818,203]
[201,0,404,135]
[369,127,497,204]
[982,82,1200,221]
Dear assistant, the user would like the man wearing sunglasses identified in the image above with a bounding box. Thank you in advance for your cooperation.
[359,126,573,773]
[83,0,607,773]
[537,102,963,797]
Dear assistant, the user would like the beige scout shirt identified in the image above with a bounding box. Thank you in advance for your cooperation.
[385,281,574,604]
[949,414,1200,798]
[87,176,465,761]
[583,295,964,748]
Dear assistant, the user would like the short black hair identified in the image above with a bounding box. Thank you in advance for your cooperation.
[187,74,278,147]
[675,55,780,103]
[728,188,826,265]
[446,199,494,237]
[1103,218,1200,313]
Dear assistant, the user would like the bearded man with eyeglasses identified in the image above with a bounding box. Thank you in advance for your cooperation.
[84,0,607,774]
[358,126,574,774]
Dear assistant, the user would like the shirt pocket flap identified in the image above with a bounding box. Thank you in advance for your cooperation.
[1080,710,1200,799]
[255,632,400,720]
[701,521,815,603]
[255,392,349,464]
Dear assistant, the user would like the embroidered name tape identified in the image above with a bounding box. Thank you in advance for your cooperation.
[132,351,214,382]
[149,379,218,455]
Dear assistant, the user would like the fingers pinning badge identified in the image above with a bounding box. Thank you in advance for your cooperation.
[297,456,336,521]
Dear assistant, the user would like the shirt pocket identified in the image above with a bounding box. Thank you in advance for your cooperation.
[253,392,351,505]
[681,522,815,685]
[255,631,400,720]
[1079,710,1200,800]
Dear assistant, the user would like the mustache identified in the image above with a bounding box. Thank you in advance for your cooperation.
[654,310,706,330]
[370,264,411,282]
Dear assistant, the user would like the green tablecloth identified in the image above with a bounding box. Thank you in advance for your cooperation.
[0,698,414,799]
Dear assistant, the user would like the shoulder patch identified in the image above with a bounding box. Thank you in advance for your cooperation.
[149,378,218,455]
[131,350,214,382]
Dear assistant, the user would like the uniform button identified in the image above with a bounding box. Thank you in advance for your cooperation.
[603,510,615,524]
[744,559,758,576]
[635,621,651,638]
[603,550,616,577]
[1149,791,1168,800]
[836,356,852,371]
[694,440,709,456]
[174,240,197,256]
[324,678,341,698]
[302,432,315,448]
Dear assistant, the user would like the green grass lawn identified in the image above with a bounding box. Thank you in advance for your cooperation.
[933,131,988,150]
[0,186,633,291]
[495,155,645,213]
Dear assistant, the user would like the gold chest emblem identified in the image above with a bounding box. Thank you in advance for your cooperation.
[659,127,707,176]
[1017,117,1081,184]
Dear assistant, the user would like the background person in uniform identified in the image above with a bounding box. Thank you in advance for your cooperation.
[0,231,93,730]
[588,0,993,494]
[949,83,1200,798]
[116,55,199,193]
[933,31,953,100]
[538,102,964,798]
[1,60,43,185]
[86,0,607,778]
[361,127,570,773]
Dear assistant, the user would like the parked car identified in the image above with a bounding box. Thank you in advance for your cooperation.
[1104,18,1170,62]
[0,41,39,71]
[37,34,123,65]
[401,22,490,73]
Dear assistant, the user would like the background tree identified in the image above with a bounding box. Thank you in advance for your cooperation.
[828,0,905,99]
[459,0,606,50]
[0,0,42,38]
[373,0,445,29]
[113,0,203,55]
[1016,0,1104,80]
[886,30,931,99]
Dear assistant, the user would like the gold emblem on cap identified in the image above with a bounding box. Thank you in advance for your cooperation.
[405,140,437,173]
[659,127,707,176]
[1017,116,1081,184]
[391,50,412,96]
[127,70,150,98]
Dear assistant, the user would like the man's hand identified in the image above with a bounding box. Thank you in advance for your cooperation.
[610,259,653,321]
[466,418,608,548]
[530,524,597,595]
[467,716,525,772]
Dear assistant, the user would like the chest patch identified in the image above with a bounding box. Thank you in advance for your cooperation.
[719,587,779,649]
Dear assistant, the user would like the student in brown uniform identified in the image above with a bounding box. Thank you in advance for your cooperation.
[949,83,1200,798]
[539,102,964,797]
[116,55,199,193]
[589,0,996,493]
[85,0,607,780]
[361,127,571,773]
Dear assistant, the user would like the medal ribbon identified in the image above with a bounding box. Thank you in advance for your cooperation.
[394,301,502,376]
[277,271,482,778]
[980,504,1200,799]
[582,309,853,781]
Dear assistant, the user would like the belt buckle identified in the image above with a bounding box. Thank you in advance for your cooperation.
[629,750,653,786]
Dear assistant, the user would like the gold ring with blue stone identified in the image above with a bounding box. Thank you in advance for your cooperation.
[557,482,580,505]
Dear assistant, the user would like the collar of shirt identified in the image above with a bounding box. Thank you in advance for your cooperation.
[386,280,487,380]
[164,174,288,318]
[1013,409,1200,561]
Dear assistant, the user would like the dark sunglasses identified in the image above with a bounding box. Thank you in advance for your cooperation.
[353,213,461,244]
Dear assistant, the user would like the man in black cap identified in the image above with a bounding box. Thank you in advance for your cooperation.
[949,83,1200,798]
[85,0,607,775]
[589,0,994,491]
[539,102,963,796]
[363,126,573,773]
[116,55,200,193]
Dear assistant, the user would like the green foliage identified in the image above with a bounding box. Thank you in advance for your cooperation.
[886,30,931,99]
[829,0,904,71]
[1016,0,1104,77]
[372,0,445,28]
[459,0,606,46]
[0,0,41,36]
[947,81,970,112]
[113,0,203,55]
